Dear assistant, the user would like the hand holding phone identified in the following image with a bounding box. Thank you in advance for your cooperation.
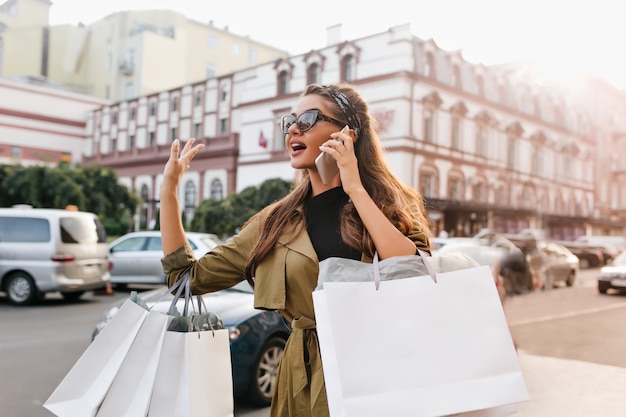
[315,127,349,185]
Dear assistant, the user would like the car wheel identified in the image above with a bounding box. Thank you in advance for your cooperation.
[5,272,39,305]
[245,336,286,406]
[565,270,576,287]
[598,282,609,294]
[60,291,85,302]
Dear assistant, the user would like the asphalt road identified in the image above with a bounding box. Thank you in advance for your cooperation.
[0,267,622,417]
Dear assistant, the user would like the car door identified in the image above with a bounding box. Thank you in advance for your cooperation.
[109,235,148,283]
[543,242,570,282]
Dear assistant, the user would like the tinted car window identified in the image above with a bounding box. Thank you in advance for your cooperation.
[60,216,108,244]
[0,217,50,242]
[146,237,162,251]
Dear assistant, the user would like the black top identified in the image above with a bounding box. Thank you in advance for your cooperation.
[305,187,361,262]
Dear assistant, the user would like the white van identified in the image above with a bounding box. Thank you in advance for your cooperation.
[0,207,111,305]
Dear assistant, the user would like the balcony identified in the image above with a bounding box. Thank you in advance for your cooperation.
[119,60,134,76]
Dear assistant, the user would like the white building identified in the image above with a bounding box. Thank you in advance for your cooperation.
[83,23,624,239]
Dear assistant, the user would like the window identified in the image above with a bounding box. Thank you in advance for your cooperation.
[195,91,202,107]
[129,135,135,149]
[124,82,134,99]
[194,123,201,138]
[476,124,488,157]
[0,218,49,243]
[171,97,178,112]
[232,43,240,56]
[207,35,218,49]
[111,111,118,125]
[278,71,288,95]
[249,48,258,62]
[130,107,136,120]
[210,179,224,200]
[420,172,436,198]
[206,64,216,79]
[448,178,462,200]
[105,53,112,71]
[10,146,21,159]
[341,54,355,82]
[451,116,461,150]
[170,127,177,141]
[111,137,117,152]
[425,53,436,78]
[221,87,227,102]
[219,118,228,135]
[423,108,434,143]
[473,183,486,203]
[184,181,196,208]
[531,144,542,176]
[507,136,517,169]
[149,131,155,146]
[307,63,319,85]
[451,65,462,88]
[149,101,156,116]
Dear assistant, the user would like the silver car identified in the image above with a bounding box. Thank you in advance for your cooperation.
[108,231,221,287]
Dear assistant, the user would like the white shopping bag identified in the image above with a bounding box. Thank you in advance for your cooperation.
[44,297,149,417]
[96,309,173,417]
[148,328,234,417]
[313,257,529,417]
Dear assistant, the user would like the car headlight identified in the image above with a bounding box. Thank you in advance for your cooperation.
[228,324,249,341]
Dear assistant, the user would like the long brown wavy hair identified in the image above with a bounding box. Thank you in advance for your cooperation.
[243,83,429,283]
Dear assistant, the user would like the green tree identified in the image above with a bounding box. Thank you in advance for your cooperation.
[191,178,293,238]
[0,163,137,236]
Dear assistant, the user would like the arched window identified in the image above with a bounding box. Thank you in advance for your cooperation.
[307,63,319,85]
[184,180,196,208]
[278,71,289,95]
[210,179,224,200]
[341,54,355,82]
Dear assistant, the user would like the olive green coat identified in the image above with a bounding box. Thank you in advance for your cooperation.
[162,209,430,417]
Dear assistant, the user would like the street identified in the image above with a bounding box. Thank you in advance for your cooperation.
[0,267,624,416]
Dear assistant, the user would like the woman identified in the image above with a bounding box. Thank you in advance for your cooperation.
[160,83,431,417]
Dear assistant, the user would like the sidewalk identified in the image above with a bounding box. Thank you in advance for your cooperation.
[515,350,626,416]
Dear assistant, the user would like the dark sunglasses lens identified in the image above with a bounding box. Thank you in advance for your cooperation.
[296,111,317,132]
[281,115,296,133]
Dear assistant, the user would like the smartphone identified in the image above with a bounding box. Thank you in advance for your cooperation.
[315,127,348,185]
[315,151,339,185]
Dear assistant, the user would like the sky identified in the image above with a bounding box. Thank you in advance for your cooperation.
[42,0,626,89]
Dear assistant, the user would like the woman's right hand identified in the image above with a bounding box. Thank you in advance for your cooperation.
[162,138,205,189]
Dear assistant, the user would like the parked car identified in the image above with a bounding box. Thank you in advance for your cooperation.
[505,235,579,289]
[597,250,626,294]
[433,236,518,301]
[108,231,221,287]
[92,281,291,406]
[557,241,604,269]
[0,206,110,305]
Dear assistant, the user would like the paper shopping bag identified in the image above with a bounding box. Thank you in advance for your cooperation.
[148,328,234,417]
[313,261,529,417]
[96,308,173,417]
[44,297,149,417]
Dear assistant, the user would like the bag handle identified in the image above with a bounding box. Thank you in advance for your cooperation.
[372,249,437,290]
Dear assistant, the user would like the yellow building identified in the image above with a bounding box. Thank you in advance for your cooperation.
[0,0,288,101]
[0,0,51,79]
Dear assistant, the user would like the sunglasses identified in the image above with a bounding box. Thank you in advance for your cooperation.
[280,109,345,134]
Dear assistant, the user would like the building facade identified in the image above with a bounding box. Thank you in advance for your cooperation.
[83,23,626,239]
[0,0,288,101]
[0,78,109,166]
